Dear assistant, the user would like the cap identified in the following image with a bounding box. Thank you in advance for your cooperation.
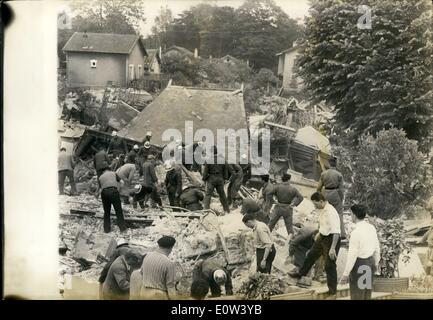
[144,141,151,149]
[164,160,174,172]
[157,236,176,249]
[133,144,139,150]
[213,270,227,285]
[134,184,142,194]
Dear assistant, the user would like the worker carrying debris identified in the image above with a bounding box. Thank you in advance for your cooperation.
[116,158,136,205]
[139,236,177,300]
[142,154,162,207]
[164,160,182,211]
[102,249,142,300]
[202,146,231,214]
[58,147,77,196]
[289,192,341,299]
[317,159,346,239]
[267,173,304,237]
[192,258,233,298]
[241,198,269,224]
[179,184,204,211]
[243,214,276,274]
[129,184,154,209]
[227,160,244,208]
[107,131,128,157]
[98,167,127,233]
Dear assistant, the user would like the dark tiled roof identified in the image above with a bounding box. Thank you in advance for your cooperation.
[119,85,247,146]
[63,32,142,54]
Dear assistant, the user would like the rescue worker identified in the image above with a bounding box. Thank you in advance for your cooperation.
[129,184,154,210]
[267,173,304,237]
[202,146,230,214]
[98,167,127,233]
[107,131,128,157]
[164,160,182,211]
[127,144,140,164]
[227,161,243,207]
[317,159,346,238]
[138,141,152,176]
[116,158,136,205]
[179,184,204,211]
[58,147,77,196]
[241,198,269,224]
[258,175,274,217]
[239,154,251,184]
[289,224,319,269]
[142,154,162,207]
[94,147,110,179]
[192,258,233,298]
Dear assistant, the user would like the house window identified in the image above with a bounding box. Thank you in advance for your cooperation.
[129,64,135,80]
[137,65,142,79]
[90,59,97,68]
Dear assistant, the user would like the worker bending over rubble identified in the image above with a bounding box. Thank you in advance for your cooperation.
[202,146,231,214]
[116,158,136,205]
[58,147,77,196]
[98,167,127,233]
[241,198,269,224]
[317,159,346,239]
[164,160,182,211]
[192,258,233,298]
[142,154,162,207]
[179,184,204,211]
[289,223,318,269]
[243,214,276,274]
[139,236,177,299]
[289,192,341,299]
[190,279,210,300]
[129,184,154,210]
[102,249,142,300]
[267,173,304,237]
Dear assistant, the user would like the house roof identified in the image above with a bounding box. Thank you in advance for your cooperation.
[165,45,194,57]
[119,85,247,147]
[144,49,161,66]
[62,32,146,55]
[276,46,298,56]
[294,126,330,154]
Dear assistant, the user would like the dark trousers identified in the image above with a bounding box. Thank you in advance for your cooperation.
[150,185,163,207]
[101,187,126,233]
[59,170,76,195]
[292,245,310,269]
[203,176,230,213]
[299,234,340,295]
[167,187,180,212]
[350,256,375,300]
[268,204,293,236]
[227,175,243,206]
[256,245,276,274]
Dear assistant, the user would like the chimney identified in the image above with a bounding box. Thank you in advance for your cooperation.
[194,48,198,58]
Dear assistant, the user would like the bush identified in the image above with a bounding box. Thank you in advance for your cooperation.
[334,128,432,219]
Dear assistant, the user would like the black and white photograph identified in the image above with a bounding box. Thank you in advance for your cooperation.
[3,0,433,304]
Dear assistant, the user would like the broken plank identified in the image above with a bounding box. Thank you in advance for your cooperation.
[70,209,96,216]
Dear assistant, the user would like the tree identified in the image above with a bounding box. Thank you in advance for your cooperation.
[148,6,174,49]
[334,128,432,219]
[233,0,301,70]
[298,0,433,149]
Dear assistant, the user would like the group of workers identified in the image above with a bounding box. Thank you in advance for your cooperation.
[60,134,383,300]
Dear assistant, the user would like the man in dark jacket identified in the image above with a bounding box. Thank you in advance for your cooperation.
[192,258,233,298]
[267,173,304,237]
[227,163,243,207]
[94,148,110,178]
[142,154,162,207]
[241,198,269,224]
[102,250,142,300]
[129,184,154,209]
[164,161,182,211]
[258,175,274,217]
[202,147,230,213]
[127,145,140,165]
[179,185,204,211]
[107,131,128,157]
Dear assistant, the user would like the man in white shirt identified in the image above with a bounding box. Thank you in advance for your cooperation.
[288,192,341,299]
[340,204,380,300]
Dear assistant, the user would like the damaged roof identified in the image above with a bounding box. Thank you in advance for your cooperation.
[119,85,247,146]
[63,32,146,55]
